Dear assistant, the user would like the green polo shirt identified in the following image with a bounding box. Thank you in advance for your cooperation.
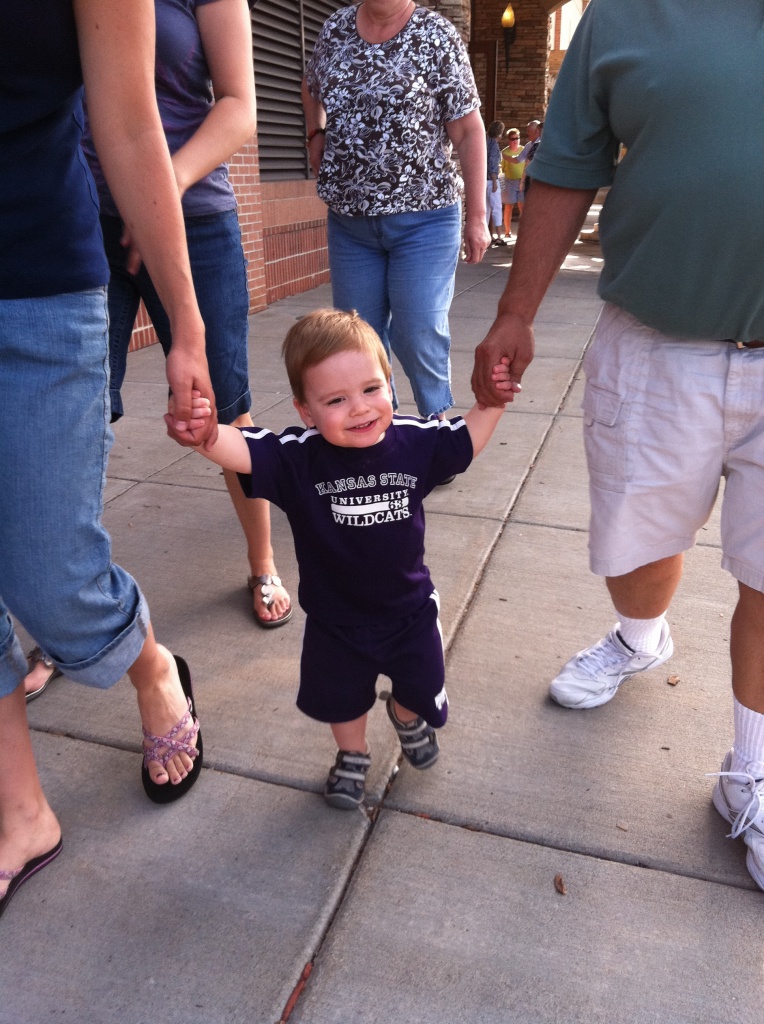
[530,0,764,342]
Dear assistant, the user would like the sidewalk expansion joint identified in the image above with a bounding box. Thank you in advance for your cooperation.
[384,804,759,893]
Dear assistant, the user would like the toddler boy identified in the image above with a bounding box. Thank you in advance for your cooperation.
[184,309,508,808]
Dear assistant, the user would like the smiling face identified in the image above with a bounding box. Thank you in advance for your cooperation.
[294,348,394,448]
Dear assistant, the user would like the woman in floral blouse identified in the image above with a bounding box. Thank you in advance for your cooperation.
[302,0,489,420]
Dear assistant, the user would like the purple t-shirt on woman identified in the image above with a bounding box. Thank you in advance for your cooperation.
[82,0,236,219]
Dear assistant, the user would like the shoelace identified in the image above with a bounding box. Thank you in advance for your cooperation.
[707,766,764,839]
[575,633,628,673]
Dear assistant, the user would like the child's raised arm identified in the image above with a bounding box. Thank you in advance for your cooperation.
[165,394,252,473]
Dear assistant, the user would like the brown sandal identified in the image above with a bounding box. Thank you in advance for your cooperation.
[248,574,293,628]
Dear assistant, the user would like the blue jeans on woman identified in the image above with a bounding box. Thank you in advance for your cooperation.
[327,203,462,418]
[102,208,251,425]
[0,289,149,698]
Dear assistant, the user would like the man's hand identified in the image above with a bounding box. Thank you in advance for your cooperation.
[165,339,219,449]
[471,312,534,407]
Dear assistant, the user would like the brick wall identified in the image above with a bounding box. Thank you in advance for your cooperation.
[471,0,550,130]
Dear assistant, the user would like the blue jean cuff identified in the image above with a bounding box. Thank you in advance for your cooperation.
[57,593,151,689]
[0,633,32,698]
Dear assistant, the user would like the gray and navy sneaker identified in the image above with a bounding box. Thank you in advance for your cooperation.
[324,749,371,810]
[386,696,439,769]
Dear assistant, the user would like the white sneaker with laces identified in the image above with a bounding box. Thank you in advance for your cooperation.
[711,750,764,890]
[549,622,673,709]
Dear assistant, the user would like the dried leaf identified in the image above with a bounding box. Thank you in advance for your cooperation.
[616,822,629,832]
[667,674,680,686]
[553,873,567,895]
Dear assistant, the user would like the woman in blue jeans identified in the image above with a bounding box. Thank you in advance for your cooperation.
[302,1,490,420]
[1,0,215,920]
[83,0,291,626]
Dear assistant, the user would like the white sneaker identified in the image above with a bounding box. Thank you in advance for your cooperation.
[549,622,673,709]
[711,750,764,890]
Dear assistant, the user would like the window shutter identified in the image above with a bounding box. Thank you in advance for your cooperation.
[252,0,349,181]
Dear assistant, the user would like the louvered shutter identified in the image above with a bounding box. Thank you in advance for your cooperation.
[251,0,349,181]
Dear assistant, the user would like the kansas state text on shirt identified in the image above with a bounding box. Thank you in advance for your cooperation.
[314,473,418,494]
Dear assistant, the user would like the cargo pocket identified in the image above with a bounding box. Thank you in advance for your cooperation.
[582,382,627,491]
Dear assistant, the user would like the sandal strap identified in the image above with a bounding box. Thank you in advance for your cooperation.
[142,698,200,769]
[248,574,284,608]
[27,645,54,669]
[248,573,282,591]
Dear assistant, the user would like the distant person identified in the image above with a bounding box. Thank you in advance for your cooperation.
[182,309,512,809]
[501,128,525,238]
[486,121,507,246]
[301,0,490,421]
[506,120,543,195]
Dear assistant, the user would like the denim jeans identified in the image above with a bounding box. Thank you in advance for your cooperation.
[327,204,462,418]
[102,208,251,424]
[0,289,149,697]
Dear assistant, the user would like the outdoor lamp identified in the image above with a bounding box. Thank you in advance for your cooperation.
[502,4,516,71]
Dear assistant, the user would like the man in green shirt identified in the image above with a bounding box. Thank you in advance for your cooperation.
[472,0,764,892]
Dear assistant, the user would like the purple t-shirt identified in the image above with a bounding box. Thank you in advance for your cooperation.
[238,415,473,625]
[81,0,236,219]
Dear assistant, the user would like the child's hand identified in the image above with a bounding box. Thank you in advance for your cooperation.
[166,390,212,444]
[490,356,522,396]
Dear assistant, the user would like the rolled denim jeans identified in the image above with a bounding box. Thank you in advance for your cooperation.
[328,203,461,419]
[0,288,149,697]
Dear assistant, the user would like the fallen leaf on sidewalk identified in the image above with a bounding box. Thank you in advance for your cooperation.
[554,873,567,895]
[616,822,629,832]
[667,674,680,686]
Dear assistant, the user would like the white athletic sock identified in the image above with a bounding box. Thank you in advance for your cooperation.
[731,697,764,776]
[616,613,666,654]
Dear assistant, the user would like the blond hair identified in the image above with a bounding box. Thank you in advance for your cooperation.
[282,308,391,403]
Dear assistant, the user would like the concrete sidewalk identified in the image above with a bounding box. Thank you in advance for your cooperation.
[3,224,761,1024]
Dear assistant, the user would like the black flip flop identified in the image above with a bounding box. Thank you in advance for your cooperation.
[141,655,203,805]
[0,837,63,921]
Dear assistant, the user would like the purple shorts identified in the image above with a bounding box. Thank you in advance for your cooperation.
[297,592,448,726]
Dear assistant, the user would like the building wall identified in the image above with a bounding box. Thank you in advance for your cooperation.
[471,0,550,132]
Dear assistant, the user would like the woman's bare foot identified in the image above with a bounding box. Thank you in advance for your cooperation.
[132,645,198,787]
[0,802,61,902]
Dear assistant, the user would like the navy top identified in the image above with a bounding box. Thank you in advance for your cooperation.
[238,415,473,624]
[0,0,108,299]
[82,0,237,220]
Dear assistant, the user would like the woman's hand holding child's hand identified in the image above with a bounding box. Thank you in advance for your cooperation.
[165,390,212,444]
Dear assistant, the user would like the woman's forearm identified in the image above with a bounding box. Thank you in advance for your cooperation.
[172,0,257,196]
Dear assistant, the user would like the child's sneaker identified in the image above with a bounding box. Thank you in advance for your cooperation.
[386,696,439,769]
[710,749,764,891]
[324,749,371,810]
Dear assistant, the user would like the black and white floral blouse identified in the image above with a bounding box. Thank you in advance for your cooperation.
[305,5,480,217]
